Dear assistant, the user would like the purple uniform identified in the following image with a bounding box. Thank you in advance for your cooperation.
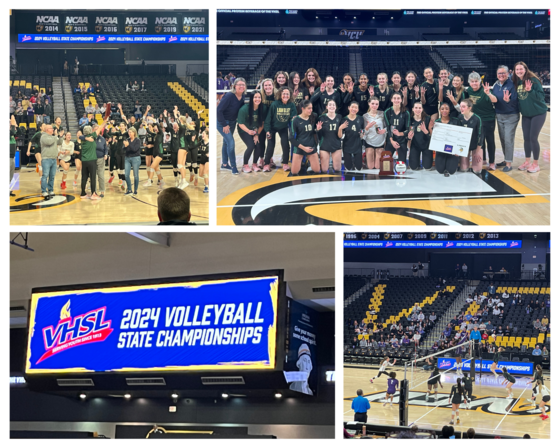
[387,378,399,395]
[217,78,228,91]
[456,334,467,355]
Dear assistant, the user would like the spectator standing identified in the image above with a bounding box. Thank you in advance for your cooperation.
[39,124,61,198]
[9,96,16,117]
[134,101,143,120]
[95,131,108,198]
[352,389,370,423]
[217,78,247,174]
[462,263,468,278]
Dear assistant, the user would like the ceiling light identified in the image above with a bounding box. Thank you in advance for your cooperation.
[124,394,131,399]
[171,393,178,399]
[275,393,282,398]
[79,393,86,399]
[222,393,229,398]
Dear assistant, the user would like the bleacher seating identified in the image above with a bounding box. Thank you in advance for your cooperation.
[10,75,52,99]
[218,47,270,81]
[192,73,208,92]
[69,75,208,127]
[422,33,474,41]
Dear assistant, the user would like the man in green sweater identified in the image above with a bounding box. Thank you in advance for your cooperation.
[466,72,497,169]
[80,120,107,200]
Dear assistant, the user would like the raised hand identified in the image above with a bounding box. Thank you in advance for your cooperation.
[421,86,427,96]
[197,109,203,116]
[483,82,491,95]
[365,120,376,130]
[146,105,151,111]
[446,90,455,102]
[408,130,414,140]
[316,121,323,131]
[503,89,511,102]
[524,79,533,92]
[339,83,346,93]
[348,81,355,92]
[368,85,374,97]
[420,121,428,134]
[320,82,326,93]
[402,86,408,97]
[414,85,420,95]
[340,120,349,130]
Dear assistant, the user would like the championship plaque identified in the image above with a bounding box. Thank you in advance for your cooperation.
[379,150,394,175]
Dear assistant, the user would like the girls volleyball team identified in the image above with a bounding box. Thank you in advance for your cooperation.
[217,61,547,177]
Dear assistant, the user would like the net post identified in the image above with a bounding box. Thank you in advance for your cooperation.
[399,378,409,427]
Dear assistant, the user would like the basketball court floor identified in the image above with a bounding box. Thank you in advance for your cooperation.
[217,117,550,225]
[10,166,209,225]
[344,365,550,438]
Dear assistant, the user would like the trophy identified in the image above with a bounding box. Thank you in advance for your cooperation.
[379,150,394,175]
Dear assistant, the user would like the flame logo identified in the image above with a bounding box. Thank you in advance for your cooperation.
[60,300,71,320]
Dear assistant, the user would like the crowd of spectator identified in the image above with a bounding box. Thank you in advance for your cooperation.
[10,88,54,125]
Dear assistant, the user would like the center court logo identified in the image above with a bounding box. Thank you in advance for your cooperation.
[38,300,112,363]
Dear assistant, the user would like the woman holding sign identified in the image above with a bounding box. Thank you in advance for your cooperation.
[458,99,484,174]
[432,103,461,176]
[407,102,433,171]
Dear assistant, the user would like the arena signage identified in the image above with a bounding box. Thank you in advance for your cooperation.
[26,276,279,373]
[35,15,60,32]
[343,240,523,248]
[18,34,208,44]
[339,29,365,40]
[437,358,533,374]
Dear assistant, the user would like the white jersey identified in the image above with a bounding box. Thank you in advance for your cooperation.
[379,360,390,372]
[363,112,386,148]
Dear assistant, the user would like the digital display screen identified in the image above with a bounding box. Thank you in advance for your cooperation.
[26,276,279,374]
[344,233,522,248]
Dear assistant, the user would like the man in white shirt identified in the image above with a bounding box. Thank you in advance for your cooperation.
[418,312,425,322]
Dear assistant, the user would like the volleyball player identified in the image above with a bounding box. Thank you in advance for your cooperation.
[339,73,355,116]
[258,79,276,169]
[371,73,393,112]
[432,103,461,176]
[539,394,550,420]
[288,100,321,176]
[458,98,484,173]
[238,91,264,173]
[310,75,351,115]
[426,366,443,401]
[110,122,128,191]
[455,331,468,375]
[370,357,396,382]
[390,71,404,94]
[73,130,83,187]
[383,371,399,407]
[526,365,544,405]
[173,106,194,188]
[27,122,45,177]
[490,346,505,378]
[461,373,474,408]
[402,71,420,114]
[501,367,516,399]
[163,110,181,187]
[512,61,548,173]
[273,71,289,91]
[353,73,372,116]
[263,86,297,172]
[186,110,203,184]
[384,92,410,165]
[58,131,74,190]
[289,72,309,110]
[363,97,387,170]
[407,102,433,171]
[317,99,343,173]
[303,68,323,115]
[341,101,364,171]
[446,75,468,118]
[143,117,155,184]
[448,378,468,425]
[197,129,209,193]
[143,120,165,188]
[421,67,439,123]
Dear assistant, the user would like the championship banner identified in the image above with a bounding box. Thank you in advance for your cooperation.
[18,34,209,44]
[344,240,522,248]
[26,276,279,374]
[437,357,534,374]
[283,300,317,396]
[429,122,473,156]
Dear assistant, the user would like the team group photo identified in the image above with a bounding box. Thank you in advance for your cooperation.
[216,9,550,226]
[10,9,209,225]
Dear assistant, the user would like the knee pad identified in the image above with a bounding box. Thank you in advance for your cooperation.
[156,170,161,176]
[185,162,192,167]
[192,163,198,168]
[177,164,184,169]
[203,174,209,179]
[63,170,68,175]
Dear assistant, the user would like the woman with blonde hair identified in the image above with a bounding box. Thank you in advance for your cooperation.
[257,78,275,169]
[273,71,289,91]
[58,131,74,190]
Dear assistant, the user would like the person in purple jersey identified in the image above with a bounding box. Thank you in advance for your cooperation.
[217,71,228,103]
[383,371,399,407]
[455,331,468,375]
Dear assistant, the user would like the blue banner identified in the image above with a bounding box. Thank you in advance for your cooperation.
[18,34,208,43]
[437,357,533,374]
[343,240,522,248]
[26,276,278,373]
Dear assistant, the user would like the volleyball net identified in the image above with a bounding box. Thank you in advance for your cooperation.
[217,40,550,105]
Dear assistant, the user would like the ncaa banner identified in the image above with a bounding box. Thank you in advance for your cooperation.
[437,357,533,374]
[26,276,279,374]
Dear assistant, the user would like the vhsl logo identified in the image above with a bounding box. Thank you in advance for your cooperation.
[38,300,112,363]
[510,241,519,247]
[446,242,454,247]
[22,35,32,42]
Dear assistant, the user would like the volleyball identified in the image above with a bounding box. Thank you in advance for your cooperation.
[395,162,407,175]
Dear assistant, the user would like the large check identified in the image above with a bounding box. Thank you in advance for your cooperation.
[429,122,473,156]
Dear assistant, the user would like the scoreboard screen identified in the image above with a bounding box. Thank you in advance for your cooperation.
[344,233,523,248]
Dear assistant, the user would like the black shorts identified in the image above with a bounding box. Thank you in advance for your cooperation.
[144,146,154,157]
[29,146,39,155]
[506,378,516,384]
[59,158,71,166]
[198,153,209,165]
[73,153,82,161]
[542,395,550,403]
[320,146,342,154]
[451,396,464,405]
[424,105,439,116]
[294,146,318,156]
[427,380,439,386]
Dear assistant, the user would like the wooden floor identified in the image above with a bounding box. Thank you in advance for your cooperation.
[344,365,550,439]
[10,166,209,225]
[217,116,550,225]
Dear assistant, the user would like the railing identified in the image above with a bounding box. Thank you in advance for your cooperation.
[185,64,208,75]
[60,77,69,133]
[184,75,207,100]
[16,64,53,75]
[66,64,176,78]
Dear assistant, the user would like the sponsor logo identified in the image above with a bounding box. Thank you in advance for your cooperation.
[183,17,205,25]
[38,300,113,364]
[65,16,88,24]
[446,242,454,247]
[22,35,32,42]
[444,144,453,153]
[169,36,177,42]
[125,17,148,25]
[95,17,118,25]
[96,36,106,43]
[510,241,520,247]
[385,242,394,247]
[155,17,177,25]
[125,26,133,34]
[339,29,365,40]
[36,16,59,24]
